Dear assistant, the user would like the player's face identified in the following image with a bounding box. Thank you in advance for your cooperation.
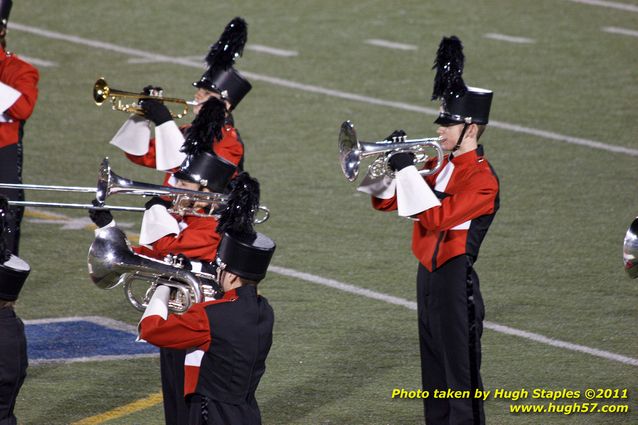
[218,269,238,292]
[437,123,465,151]
[173,179,210,210]
[193,89,220,115]
[173,179,200,191]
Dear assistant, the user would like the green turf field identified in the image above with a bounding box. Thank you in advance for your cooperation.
[6,0,638,424]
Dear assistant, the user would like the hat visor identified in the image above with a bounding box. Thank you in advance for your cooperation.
[172,170,196,183]
[192,80,222,95]
[193,80,213,90]
[434,114,464,125]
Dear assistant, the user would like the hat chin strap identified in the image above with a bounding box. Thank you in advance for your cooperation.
[452,123,470,152]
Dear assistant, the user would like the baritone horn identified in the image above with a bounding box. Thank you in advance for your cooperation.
[93,77,195,119]
[338,120,444,182]
[87,226,222,313]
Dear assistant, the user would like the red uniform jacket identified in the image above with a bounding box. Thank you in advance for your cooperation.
[126,122,244,174]
[373,146,499,271]
[133,213,221,262]
[0,46,39,148]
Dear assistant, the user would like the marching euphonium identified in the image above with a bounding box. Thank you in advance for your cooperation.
[87,226,221,313]
[338,120,444,182]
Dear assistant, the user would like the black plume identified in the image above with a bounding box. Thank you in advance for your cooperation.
[205,17,248,71]
[0,196,11,262]
[431,35,467,101]
[181,97,227,155]
[216,172,260,237]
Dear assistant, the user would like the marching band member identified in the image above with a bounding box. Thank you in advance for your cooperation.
[89,143,237,425]
[90,97,236,263]
[109,17,251,182]
[139,175,275,425]
[0,195,31,425]
[0,0,39,255]
[360,36,499,425]
[133,153,237,268]
[88,152,236,264]
[138,162,237,425]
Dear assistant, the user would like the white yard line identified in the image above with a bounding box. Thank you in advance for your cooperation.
[18,55,57,67]
[270,266,638,367]
[24,315,139,333]
[127,55,203,64]
[566,0,638,12]
[365,38,418,50]
[601,26,638,37]
[29,353,158,366]
[246,44,298,57]
[10,22,638,157]
[483,33,535,44]
[127,43,299,64]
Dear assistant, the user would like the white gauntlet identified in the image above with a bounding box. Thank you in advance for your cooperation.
[395,166,441,217]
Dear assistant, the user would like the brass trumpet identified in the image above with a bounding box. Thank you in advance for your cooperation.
[93,78,195,119]
[0,158,270,223]
[339,120,444,182]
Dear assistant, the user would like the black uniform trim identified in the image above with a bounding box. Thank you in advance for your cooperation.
[465,256,482,424]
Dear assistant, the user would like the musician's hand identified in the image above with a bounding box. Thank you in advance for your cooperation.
[145,196,173,210]
[140,99,172,126]
[89,199,114,228]
[385,129,407,142]
[201,261,218,276]
[388,152,415,172]
[172,253,192,270]
[142,85,163,96]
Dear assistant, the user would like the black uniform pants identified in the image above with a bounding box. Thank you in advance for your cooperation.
[417,256,485,425]
[0,308,27,425]
[186,394,262,425]
[160,348,189,425]
[0,143,25,256]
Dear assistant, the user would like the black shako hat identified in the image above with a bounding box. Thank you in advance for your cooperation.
[0,0,11,28]
[173,152,236,193]
[175,97,236,192]
[431,36,493,125]
[215,173,275,282]
[0,195,30,301]
[193,17,252,109]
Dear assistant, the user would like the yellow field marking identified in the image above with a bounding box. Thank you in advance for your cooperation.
[24,208,67,220]
[25,208,153,424]
[70,391,162,425]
